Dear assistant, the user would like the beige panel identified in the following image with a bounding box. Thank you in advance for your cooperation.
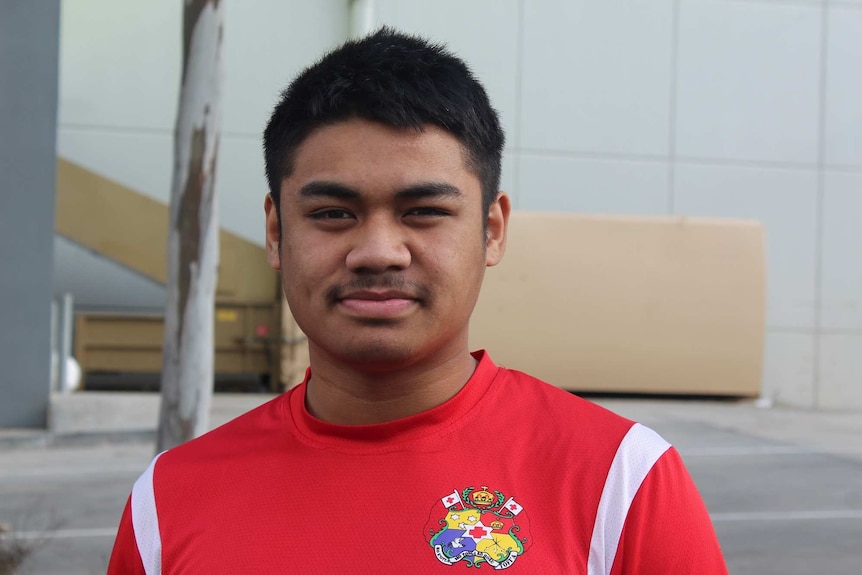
[470,213,766,396]
[76,304,279,379]
[56,159,169,283]
[56,158,278,303]
[221,237,280,303]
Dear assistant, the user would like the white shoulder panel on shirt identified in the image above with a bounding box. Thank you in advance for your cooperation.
[587,423,672,575]
[131,451,165,575]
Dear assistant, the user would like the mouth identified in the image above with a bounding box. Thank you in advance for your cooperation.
[337,290,420,318]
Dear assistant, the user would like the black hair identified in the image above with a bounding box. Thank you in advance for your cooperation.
[263,27,505,227]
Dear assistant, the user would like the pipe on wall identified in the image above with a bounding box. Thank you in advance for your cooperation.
[349,0,375,38]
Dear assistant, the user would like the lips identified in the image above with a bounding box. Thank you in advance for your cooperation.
[337,290,419,318]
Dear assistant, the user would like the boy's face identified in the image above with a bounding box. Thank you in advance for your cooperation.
[265,118,508,372]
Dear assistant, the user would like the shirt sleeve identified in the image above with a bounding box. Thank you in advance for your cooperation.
[106,496,146,575]
[610,447,728,575]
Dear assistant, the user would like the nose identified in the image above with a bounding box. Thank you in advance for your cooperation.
[345,216,412,273]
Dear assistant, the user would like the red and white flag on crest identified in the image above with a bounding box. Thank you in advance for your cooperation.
[441,490,462,508]
[502,497,523,516]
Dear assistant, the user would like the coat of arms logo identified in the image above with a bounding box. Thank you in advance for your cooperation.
[425,486,531,569]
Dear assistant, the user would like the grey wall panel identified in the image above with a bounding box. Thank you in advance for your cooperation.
[0,0,61,427]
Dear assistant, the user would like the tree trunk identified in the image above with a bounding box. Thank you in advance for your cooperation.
[157,0,224,452]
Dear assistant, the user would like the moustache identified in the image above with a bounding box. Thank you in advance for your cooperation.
[325,276,432,305]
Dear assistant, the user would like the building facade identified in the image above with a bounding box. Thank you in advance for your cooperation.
[53,0,862,409]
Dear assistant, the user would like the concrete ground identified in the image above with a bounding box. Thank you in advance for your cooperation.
[1,393,860,574]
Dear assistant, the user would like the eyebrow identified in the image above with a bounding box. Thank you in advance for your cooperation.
[299,181,359,200]
[395,182,463,201]
[298,181,463,201]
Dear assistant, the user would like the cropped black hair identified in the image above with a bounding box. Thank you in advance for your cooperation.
[263,27,505,226]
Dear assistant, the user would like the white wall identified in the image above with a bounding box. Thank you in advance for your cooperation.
[57,0,862,408]
[58,0,348,244]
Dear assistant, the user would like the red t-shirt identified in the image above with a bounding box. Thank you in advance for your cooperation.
[108,351,727,574]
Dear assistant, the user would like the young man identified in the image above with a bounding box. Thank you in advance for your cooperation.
[108,28,728,574]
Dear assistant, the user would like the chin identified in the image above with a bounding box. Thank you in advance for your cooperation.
[336,341,420,372]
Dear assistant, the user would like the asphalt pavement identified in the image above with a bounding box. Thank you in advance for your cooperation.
[1,393,860,574]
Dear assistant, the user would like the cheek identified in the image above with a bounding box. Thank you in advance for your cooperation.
[420,238,486,298]
[420,223,485,263]
[283,233,339,273]
[279,246,321,299]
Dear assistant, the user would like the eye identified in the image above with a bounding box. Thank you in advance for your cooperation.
[308,209,354,221]
[404,207,449,218]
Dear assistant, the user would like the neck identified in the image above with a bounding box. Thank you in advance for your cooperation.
[303,346,478,425]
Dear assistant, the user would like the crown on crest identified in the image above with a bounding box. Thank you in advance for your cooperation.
[470,486,496,507]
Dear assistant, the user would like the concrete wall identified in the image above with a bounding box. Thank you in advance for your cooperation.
[56,0,862,408]
[0,0,60,427]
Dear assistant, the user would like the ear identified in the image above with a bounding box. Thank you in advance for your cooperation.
[264,193,281,271]
[485,192,510,267]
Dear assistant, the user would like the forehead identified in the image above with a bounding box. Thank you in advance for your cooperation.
[285,118,479,194]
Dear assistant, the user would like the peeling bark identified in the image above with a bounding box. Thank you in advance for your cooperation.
[158,0,224,452]
[176,125,206,342]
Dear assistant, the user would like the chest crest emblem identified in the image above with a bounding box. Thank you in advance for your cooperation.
[425,486,531,569]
